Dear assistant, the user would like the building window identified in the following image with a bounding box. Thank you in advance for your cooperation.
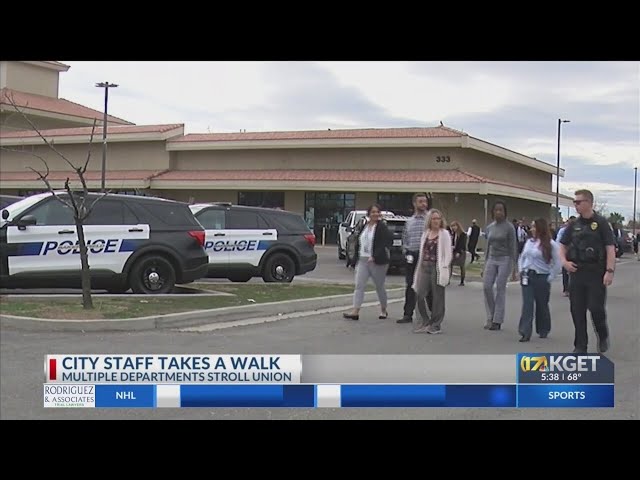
[238,191,285,209]
[377,193,415,216]
[304,192,355,244]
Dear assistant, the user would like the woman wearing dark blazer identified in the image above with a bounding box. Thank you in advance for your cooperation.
[450,220,468,286]
[344,204,393,321]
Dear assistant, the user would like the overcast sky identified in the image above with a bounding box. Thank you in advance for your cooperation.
[59,61,639,222]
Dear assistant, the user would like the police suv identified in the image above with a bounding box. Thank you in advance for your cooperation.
[0,192,209,294]
[189,203,317,283]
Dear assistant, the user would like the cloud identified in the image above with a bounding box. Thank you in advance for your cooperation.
[56,61,639,219]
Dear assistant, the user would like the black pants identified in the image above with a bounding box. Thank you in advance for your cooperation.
[404,252,432,318]
[562,268,570,293]
[468,242,478,262]
[569,269,609,351]
[518,273,551,338]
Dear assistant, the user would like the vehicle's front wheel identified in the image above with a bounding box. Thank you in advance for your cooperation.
[338,245,346,260]
[262,253,295,283]
[129,255,176,294]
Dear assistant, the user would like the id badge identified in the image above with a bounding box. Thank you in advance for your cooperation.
[521,274,529,286]
[406,254,414,264]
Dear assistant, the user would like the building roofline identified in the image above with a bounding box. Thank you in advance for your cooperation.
[149,168,573,202]
[20,61,70,72]
[166,126,563,176]
[0,87,133,125]
[0,124,185,145]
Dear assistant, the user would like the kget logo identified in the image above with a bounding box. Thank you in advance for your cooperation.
[520,355,600,372]
[520,356,548,372]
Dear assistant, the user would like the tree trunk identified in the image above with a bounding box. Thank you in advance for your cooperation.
[76,219,94,310]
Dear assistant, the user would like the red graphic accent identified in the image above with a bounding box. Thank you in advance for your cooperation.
[49,359,57,380]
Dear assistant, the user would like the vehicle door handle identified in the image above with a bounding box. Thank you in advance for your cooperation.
[214,233,225,237]
[58,229,75,235]
[129,228,143,232]
[262,232,273,236]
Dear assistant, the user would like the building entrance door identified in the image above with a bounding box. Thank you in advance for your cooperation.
[304,192,355,245]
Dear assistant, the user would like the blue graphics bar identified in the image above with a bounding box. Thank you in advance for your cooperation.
[43,384,614,408]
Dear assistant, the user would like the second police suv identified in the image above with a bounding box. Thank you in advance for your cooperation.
[189,203,317,283]
[0,192,209,294]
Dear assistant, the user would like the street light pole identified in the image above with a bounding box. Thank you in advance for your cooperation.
[95,82,118,192]
[633,166,638,235]
[556,118,570,227]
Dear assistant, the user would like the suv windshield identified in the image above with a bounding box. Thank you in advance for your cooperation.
[385,220,406,233]
[1,193,51,224]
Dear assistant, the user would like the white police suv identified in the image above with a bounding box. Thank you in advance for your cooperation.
[0,192,209,294]
[338,209,394,259]
[189,203,317,283]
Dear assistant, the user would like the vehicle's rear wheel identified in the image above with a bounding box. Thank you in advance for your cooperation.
[262,253,295,283]
[129,255,176,294]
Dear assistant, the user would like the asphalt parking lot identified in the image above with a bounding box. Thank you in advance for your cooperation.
[2,255,637,420]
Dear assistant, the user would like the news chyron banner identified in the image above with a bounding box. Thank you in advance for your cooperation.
[43,354,615,408]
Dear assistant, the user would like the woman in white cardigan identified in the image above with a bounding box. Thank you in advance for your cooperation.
[412,209,453,334]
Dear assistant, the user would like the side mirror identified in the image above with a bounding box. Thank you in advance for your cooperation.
[1,209,8,220]
[14,215,37,230]
[346,226,353,233]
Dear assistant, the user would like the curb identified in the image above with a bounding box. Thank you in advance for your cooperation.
[0,288,405,332]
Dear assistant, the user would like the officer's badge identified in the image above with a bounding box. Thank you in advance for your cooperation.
[591,222,598,230]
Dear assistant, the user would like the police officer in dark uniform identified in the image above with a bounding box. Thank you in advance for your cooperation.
[559,189,616,353]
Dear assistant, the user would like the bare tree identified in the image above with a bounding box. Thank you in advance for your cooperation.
[1,92,106,309]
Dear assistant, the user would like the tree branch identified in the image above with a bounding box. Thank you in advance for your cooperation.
[84,193,109,221]
[1,145,49,167]
[2,92,85,173]
[64,178,81,219]
[0,146,80,213]
[25,166,74,212]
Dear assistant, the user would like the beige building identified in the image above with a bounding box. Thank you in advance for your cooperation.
[0,61,573,244]
[1,60,131,131]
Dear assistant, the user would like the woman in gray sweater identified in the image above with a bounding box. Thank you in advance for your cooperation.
[482,200,518,331]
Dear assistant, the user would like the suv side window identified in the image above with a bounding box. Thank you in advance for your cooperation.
[227,210,261,229]
[256,214,270,229]
[85,200,139,225]
[197,208,226,229]
[27,199,74,225]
